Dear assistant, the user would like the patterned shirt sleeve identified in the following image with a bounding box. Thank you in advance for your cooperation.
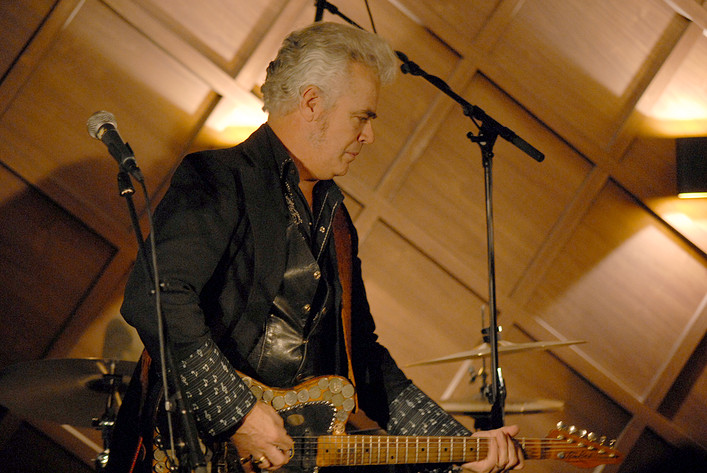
[386,383,471,437]
[177,338,257,437]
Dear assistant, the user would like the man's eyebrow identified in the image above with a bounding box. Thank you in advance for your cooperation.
[361,110,378,119]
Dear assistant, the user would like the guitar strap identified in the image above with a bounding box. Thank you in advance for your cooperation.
[332,204,358,411]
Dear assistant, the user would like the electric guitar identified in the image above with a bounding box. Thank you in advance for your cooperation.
[154,373,623,472]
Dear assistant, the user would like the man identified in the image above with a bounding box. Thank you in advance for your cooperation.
[107,22,523,473]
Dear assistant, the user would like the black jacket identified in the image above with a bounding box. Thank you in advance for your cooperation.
[120,123,410,424]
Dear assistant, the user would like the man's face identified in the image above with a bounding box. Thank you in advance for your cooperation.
[302,63,380,181]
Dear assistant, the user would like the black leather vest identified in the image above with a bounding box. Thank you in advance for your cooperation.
[246,219,337,388]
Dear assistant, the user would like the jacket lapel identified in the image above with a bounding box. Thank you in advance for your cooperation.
[231,125,289,358]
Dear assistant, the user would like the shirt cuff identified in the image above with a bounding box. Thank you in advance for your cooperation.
[177,338,257,437]
[386,383,471,436]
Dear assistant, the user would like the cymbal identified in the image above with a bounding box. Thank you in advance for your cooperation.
[0,358,136,427]
[406,340,586,366]
[441,397,564,415]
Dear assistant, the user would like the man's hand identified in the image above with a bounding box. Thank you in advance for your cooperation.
[231,402,294,471]
[461,425,524,473]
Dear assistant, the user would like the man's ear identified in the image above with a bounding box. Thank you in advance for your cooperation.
[299,85,323,122]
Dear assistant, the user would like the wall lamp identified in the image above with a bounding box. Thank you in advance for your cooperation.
[677,137,707,199]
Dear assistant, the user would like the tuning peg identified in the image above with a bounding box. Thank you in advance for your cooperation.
[599,435,607,445]
[578,429,588,438]
[568,425,577,435]
[556,421,566,430]
[587,432,597,442]
[609,439,617,447]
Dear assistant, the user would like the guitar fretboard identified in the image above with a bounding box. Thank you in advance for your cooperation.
[288,434,620,467]
[316,435,484,466]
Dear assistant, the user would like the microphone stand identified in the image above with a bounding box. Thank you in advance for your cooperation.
[314,0,364,28]
[394,54,544,429]
[116,169,207,472]
[314,0,544,430]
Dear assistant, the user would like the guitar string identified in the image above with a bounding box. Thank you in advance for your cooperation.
[289,436,614,446]
[286,436,618,461]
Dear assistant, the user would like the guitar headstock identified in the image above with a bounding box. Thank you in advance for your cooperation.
[546,422,623,468]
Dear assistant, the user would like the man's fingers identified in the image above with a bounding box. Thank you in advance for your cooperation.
[465,425,524,472]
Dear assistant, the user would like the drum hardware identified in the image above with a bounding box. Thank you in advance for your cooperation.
[0,358,136,471]
[440,397,564,415]
[406,339,586,366]
[407,313,584,425]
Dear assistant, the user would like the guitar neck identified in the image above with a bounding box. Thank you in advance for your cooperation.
[314,435,491,466]
[310,434,621,468]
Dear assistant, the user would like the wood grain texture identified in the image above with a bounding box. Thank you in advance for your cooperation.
[0,0,705,470]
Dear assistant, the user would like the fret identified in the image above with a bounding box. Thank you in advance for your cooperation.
[367,435,372,465]
[437,437,441,462]
[346,434,351,465]
[476,437,480,462]
[426,436,430,463]
[415,436,419,463]
[463,436,467,463]
[377,435,381,465]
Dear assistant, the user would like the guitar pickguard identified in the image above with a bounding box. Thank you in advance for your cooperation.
[240,373,356,436]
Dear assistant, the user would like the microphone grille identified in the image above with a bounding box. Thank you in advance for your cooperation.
[87,110,117,139]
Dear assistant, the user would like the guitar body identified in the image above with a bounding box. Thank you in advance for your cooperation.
[153,373,357,473]
[241,373,357,473]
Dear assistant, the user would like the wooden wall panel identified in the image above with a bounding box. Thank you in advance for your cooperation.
[358,221,484,401]
[523,181,707,399]
[616,136,677,199]
[139,0,288,73]
[0,421,93,473]
[334,0,464,189]
[658,333,707,446]
[358,222,631,472]
[390,73,592,298]
[448,324,631,473]
[143,0,274,66]
[0,0,214,241]
[638,35,707,127]
[0,0,706,469]
[488,0,674,151]
[0,0,56,79]
[0,164,115,367]
[617,426,706,472]
[404,0,500,47]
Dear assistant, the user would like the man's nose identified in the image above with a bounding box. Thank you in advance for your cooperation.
[359,121,375,144]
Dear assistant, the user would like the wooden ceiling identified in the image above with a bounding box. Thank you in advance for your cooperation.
[1,0,706,471]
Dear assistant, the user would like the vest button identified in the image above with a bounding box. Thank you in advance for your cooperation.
[303,304,311,314]
[313,270,321,280]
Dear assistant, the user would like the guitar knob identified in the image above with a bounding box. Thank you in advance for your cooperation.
[568,425,577,435]
[599,436,607,445]
[587,432,597,442]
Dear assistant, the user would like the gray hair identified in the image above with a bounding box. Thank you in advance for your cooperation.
[261,22,397,115]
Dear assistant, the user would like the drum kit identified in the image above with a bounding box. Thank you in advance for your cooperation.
[0,337,583,429]
[0,358,136,470]
[406,337,587,422]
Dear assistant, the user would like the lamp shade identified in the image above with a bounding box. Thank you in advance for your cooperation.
[676,137,707,198]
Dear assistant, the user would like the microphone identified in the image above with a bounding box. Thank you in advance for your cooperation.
[87,111,142,179]
[314,0,325,21]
